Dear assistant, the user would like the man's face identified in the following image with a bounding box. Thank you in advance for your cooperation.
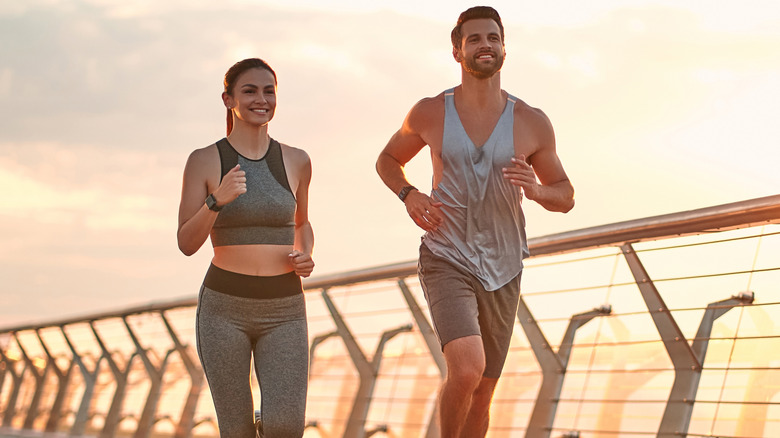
[455,18,505,79]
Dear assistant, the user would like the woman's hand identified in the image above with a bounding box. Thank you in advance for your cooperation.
[289,250,315,278]
[211,164,246,207]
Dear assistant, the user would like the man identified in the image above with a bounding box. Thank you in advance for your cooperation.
[376,6,574,437]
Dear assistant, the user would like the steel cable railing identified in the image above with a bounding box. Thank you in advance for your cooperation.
[1,194,779,437]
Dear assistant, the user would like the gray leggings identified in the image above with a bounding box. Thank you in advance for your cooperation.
[196,270,308,438]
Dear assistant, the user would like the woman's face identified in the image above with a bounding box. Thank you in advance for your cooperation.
[225,67,277,128]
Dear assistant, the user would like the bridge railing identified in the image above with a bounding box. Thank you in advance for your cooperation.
[1,194,779,438]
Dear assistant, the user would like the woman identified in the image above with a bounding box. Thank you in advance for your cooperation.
[177,58,314,437]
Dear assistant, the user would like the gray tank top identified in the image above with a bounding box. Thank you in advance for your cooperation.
[210,138,296,247]
[422,88,529,291]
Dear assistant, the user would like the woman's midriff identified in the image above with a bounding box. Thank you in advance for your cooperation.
[212,244,296,276]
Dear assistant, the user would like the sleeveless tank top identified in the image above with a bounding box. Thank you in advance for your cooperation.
[209,137,296,247]
[422,88,530,291]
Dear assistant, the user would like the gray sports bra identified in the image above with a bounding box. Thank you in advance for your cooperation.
[209,137,296,247]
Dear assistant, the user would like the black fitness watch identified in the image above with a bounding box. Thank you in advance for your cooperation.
[205,193,222,212]
[398,185,418,202]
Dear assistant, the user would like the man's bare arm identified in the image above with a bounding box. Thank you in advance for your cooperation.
[376,128,425,195]
[503,108,575,213]
[376,100,445,230]
[506,155,574,212]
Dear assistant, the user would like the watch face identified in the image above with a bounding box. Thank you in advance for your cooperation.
[399,186,415,201]
[206,194,219,211]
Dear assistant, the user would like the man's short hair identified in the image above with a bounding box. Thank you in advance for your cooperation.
[451,6,505,49]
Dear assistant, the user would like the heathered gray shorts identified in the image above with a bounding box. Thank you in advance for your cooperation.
[418,243,521,378]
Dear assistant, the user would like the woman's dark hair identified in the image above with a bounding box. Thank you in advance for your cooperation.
[450,6,504,49]
[224,58,277,135]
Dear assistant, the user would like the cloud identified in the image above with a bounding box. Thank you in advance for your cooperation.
[0,142,176,233]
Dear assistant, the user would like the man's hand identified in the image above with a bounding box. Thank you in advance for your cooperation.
[502,155,539,201]
[404,190,444,231]
[289,250,315,278]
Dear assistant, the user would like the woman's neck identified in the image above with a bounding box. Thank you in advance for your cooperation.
[227,125,270,159]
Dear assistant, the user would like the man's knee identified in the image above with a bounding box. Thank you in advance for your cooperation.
[443,336,486,386]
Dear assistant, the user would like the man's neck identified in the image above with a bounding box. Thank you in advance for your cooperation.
[458,72,503,108]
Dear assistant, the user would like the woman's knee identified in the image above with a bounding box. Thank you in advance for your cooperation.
[264,416,305,438]
[217,421,254,438]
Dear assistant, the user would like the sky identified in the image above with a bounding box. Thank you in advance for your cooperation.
[1,0,778,326]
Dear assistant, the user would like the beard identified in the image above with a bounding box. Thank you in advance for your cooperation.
[463,51,504,79]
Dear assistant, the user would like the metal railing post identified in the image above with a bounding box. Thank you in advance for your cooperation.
[517,297,611,438]
[621,242,704,437]
[61,325,104,436]
[0,347,24,427]
[0,347,6,397]
[665,292,753,436]
[321,289,412,438]
[159,311,204,438]
[0,345,5,397]
[122,315,174,438]
[396,278,445,376]
[13,333,48,430]
[89,321,136,438]
[35,329,74,433]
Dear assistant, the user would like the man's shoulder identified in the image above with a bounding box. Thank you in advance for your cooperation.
[406,92,446,128]
[509,95,545,117]
[510,95,553,129]
[412,91,446,112]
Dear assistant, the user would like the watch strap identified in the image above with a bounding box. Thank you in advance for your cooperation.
[206,193,222,212]
[398,185,418,202]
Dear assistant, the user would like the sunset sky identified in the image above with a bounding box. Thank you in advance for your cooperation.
[1,0,778,326]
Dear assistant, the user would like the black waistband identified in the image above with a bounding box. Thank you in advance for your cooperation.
[203,264,302,299]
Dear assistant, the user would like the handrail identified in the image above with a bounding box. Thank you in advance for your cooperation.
[529,193,780,256]
[2,194,778,334]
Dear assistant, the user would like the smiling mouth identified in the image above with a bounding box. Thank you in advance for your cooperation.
[251,109,269,114]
